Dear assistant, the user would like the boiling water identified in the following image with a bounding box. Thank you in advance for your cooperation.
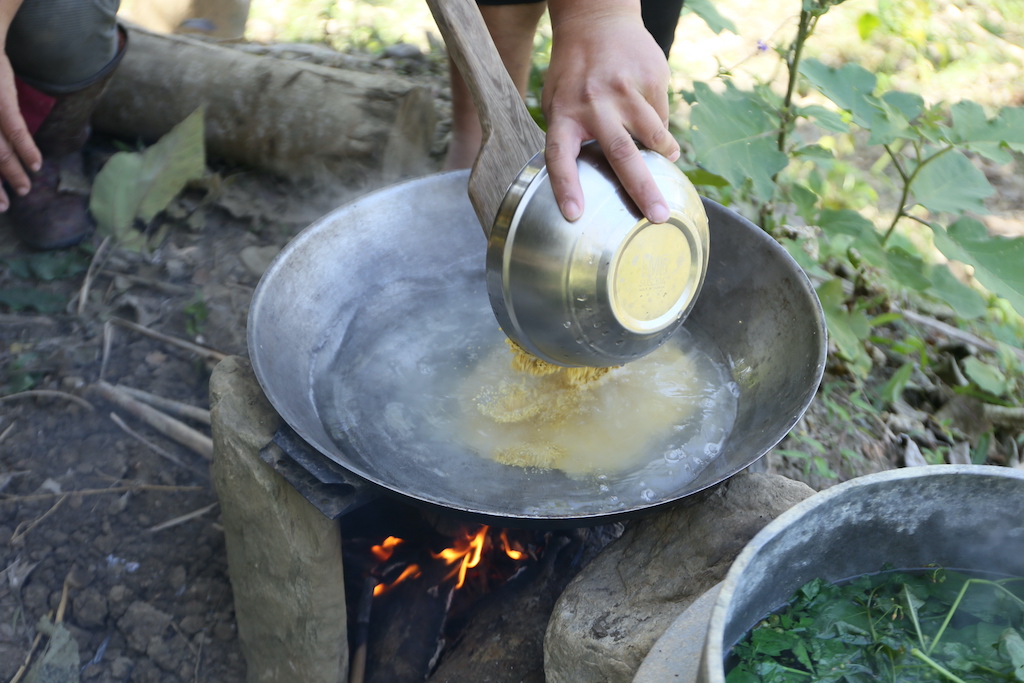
[455,339,735,478]
[311,269,738,516]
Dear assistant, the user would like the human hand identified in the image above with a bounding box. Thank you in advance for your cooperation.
[542,0,679,223]
[0,2,42,213]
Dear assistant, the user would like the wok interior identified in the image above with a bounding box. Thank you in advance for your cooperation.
[247,170,826,524]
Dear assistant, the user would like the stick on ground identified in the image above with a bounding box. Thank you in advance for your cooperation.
[93,382,213,459]
[114,384,211,425]
[109,317,228,363]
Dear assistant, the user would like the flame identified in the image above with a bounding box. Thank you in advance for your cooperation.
[371,536,403,562]
[373,563,421,597]
[432,526,489,588]
[499,530,525,560]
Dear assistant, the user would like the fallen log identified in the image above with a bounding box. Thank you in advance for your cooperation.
[94,24,438,185]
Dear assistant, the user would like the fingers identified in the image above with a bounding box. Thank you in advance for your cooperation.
[0,185,9,214]
[0,130,37,204]
[546,94,679,224]
[0,56,43,208]
[544,120,584,222]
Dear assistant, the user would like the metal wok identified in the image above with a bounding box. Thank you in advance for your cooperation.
[247,170,826,527]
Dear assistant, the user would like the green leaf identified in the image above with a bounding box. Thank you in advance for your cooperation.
[881,91,924,122]
[798,104,849,133]
[927,265,988,319]
[799,59,877,128]
[690,81,789,200]
[999,629,1024,682]
[0,288,65,313]
[780,238,830,280]
[89,106,206,242]
[949,101,1024,164]
[880,361,914,405]
[817,208,875,237]
[682,0,737,34]
[792,144,835,160]
[817,278,871,363]
[135,106,206,223]
[961,357,1008,396]
[932,218,1024,317]
[885,247,931,291]
[857,11,881,39]
[3,252,88,281]
[864,95,911,145]
[682,167,730,188]
[90,151,146,239]
[788,183,819,221]
[911,150,994,214]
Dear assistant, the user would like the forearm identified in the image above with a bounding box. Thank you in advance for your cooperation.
[547,0,643,31]
[0,0,26,45]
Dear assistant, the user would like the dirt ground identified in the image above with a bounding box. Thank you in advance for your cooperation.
[1,35,1023,683]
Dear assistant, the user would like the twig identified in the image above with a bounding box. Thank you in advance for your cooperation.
[93,382,213,459]
[0,422,15,445]
[10,495,67,545]
[0,314,55,326]
[109,412,207,478]
[54,571,75,624]
[193,630,204,683]
[349,576,378,683]
[0,390,94,411]
[983,405,1024,429]
[892,306,1024,363]
[99,270,194,295]
[147,502,218,533]
[109,317,228,363]
[0,484,203,504]
[77,235,114,316]
[9,629,45,683]
[114,384,211,425]
[100,320,114,382]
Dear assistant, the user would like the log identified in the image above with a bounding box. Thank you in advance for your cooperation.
[94,24,438,185]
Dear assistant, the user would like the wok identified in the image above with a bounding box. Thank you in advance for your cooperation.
[247,170,826,527]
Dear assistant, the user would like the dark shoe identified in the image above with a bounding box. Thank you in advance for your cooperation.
[9,156,93,250]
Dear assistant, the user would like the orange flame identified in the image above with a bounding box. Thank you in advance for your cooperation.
[432,525,489,588]
[499,530,525,560]
[371,536,404,562]
[373,563,421,597]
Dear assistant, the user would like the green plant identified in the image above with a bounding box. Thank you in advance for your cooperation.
[183,294,209,338]
[680,0,1024,393]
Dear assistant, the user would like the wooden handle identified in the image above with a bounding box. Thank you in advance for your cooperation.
[426,0,546,235]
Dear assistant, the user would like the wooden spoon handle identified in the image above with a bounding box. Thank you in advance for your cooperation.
[426,0,546,235]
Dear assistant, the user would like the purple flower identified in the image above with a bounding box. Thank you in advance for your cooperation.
[757,40,769,52]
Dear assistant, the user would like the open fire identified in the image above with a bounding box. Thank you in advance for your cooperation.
[371,525,532,597]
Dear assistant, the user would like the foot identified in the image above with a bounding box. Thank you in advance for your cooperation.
[8,155,93,250]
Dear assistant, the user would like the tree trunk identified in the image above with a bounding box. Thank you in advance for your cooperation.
[94,24,438,185]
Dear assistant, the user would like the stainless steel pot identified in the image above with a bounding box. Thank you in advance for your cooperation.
[427,0,709,368]
[489,143,709,368]
[699,465,1024,683]
[247,170,825,527]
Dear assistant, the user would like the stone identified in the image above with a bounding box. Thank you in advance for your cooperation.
[209,356,348,683]
[544,472,814,683]
[117,602,172,653]
[72,588,109,629]
[631,583,723,683]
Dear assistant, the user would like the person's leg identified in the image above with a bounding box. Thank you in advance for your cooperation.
[6,0,126,249]
[443,0,547,171]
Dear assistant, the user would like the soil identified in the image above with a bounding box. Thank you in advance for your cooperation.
[1,34,1022,683]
